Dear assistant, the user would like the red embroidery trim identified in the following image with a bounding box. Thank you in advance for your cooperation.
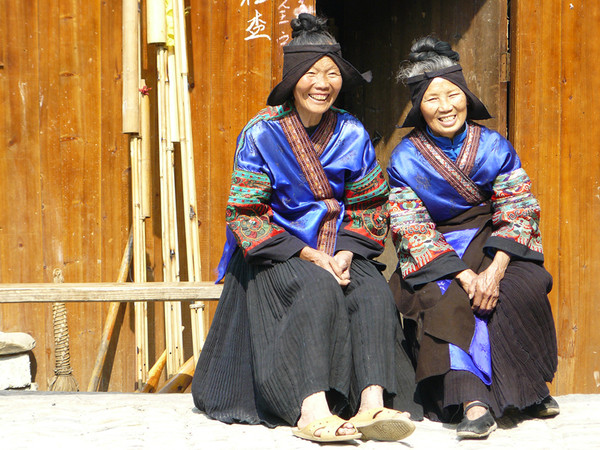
[280,110,340,255]
[409,123,486,205]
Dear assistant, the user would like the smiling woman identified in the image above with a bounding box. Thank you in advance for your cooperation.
[191,13,421,445]
[293,57,342,127]
[387,36,559,440]
[419,78,467,140]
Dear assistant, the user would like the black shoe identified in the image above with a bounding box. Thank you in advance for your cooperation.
[456,401,497,439]
[525,395,560,418]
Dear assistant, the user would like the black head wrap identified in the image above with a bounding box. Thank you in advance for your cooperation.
[267,44,372,106]
[401,64,491,128]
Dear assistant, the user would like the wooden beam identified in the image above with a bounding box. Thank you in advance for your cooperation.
[0,282,222,303]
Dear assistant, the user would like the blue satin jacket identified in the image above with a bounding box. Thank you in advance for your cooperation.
[217,104,389,280]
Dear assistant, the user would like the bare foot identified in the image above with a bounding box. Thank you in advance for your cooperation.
[464,401,488,420]
[297,391,358,437]
[356,385,411,420]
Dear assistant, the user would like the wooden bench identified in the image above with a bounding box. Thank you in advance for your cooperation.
[0,281,224,392]
[0,282,223,304]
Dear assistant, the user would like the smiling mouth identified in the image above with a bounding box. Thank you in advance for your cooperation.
[309,94,329,102]
[438,115,456,124]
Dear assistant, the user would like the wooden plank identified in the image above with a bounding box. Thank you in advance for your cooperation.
[0,0,6,69]
[201,1,247,324]
[245,0,272,117]
[0,282,223,303]
[187,1,214,343]
[99,0,138,392]
[510,0,562,394]
[0,0,48,388]
[0,2,44,282]
[511,0,600,394]
[187,1,212,285]
[37,0,63,391]
[51,0,104,393]
[557,0,600,394]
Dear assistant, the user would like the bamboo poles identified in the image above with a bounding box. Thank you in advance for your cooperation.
[171,0,206,363]
[131,130,149,389]
[122,0,139,135]
[139,349,168,393]
[157,355,195,393]
[119,0,207,388]
[150,0,184,377]
[123,0,149,390]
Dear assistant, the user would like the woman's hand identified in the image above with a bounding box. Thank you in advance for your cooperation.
[455,268,478,296]
[455,251,511,316]
[299,246,351,286]
[334,250,353,283]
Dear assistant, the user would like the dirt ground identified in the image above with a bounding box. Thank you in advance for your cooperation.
[0,392,598,449]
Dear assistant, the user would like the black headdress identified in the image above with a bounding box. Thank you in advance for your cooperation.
[267,44,371,106]
[401,64,491,128]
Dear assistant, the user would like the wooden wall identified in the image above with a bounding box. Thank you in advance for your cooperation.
[0,0,315,392]
[0,0,132,390]
[1,0,599,395]
[510,0,600,394]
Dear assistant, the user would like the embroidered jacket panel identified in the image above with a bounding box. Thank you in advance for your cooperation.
[387,123,543,283]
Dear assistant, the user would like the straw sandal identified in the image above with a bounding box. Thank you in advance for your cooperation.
[350,407,415,441]
[292,415,362,443]
[456,401,497,439]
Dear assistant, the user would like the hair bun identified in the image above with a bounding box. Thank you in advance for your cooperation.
[408,37,460,63]
[290,13,328,38]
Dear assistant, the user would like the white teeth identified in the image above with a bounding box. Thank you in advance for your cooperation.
[439,115,456,123]
[309,94,328,101]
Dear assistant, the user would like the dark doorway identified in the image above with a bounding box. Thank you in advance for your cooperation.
[317,0,508,275]
[316,0,508,164]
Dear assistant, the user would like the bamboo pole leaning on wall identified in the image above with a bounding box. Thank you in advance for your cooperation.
[157,355,195,393]
[87,230,134,392]
[139,349,168,393]
[172,0,206,364]
[149,0,184,377]
[122,0,140,135]
[141,83,152,219]
[123,0,149,390]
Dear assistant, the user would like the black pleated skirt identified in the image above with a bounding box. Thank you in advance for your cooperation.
[192,250,422,427]
[412,260,558,422]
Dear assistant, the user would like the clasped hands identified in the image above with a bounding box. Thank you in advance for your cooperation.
[299,247,353,286]
[455,250,511,316]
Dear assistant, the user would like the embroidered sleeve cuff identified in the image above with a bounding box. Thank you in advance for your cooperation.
[244,232,307,266]
[403,252,469,289]
[484,236,544,262]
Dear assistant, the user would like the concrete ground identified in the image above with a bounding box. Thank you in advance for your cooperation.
[0,392,598,449]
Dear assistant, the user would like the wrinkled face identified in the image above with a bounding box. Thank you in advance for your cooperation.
[293,56,342,127]
[420,77,468,139]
